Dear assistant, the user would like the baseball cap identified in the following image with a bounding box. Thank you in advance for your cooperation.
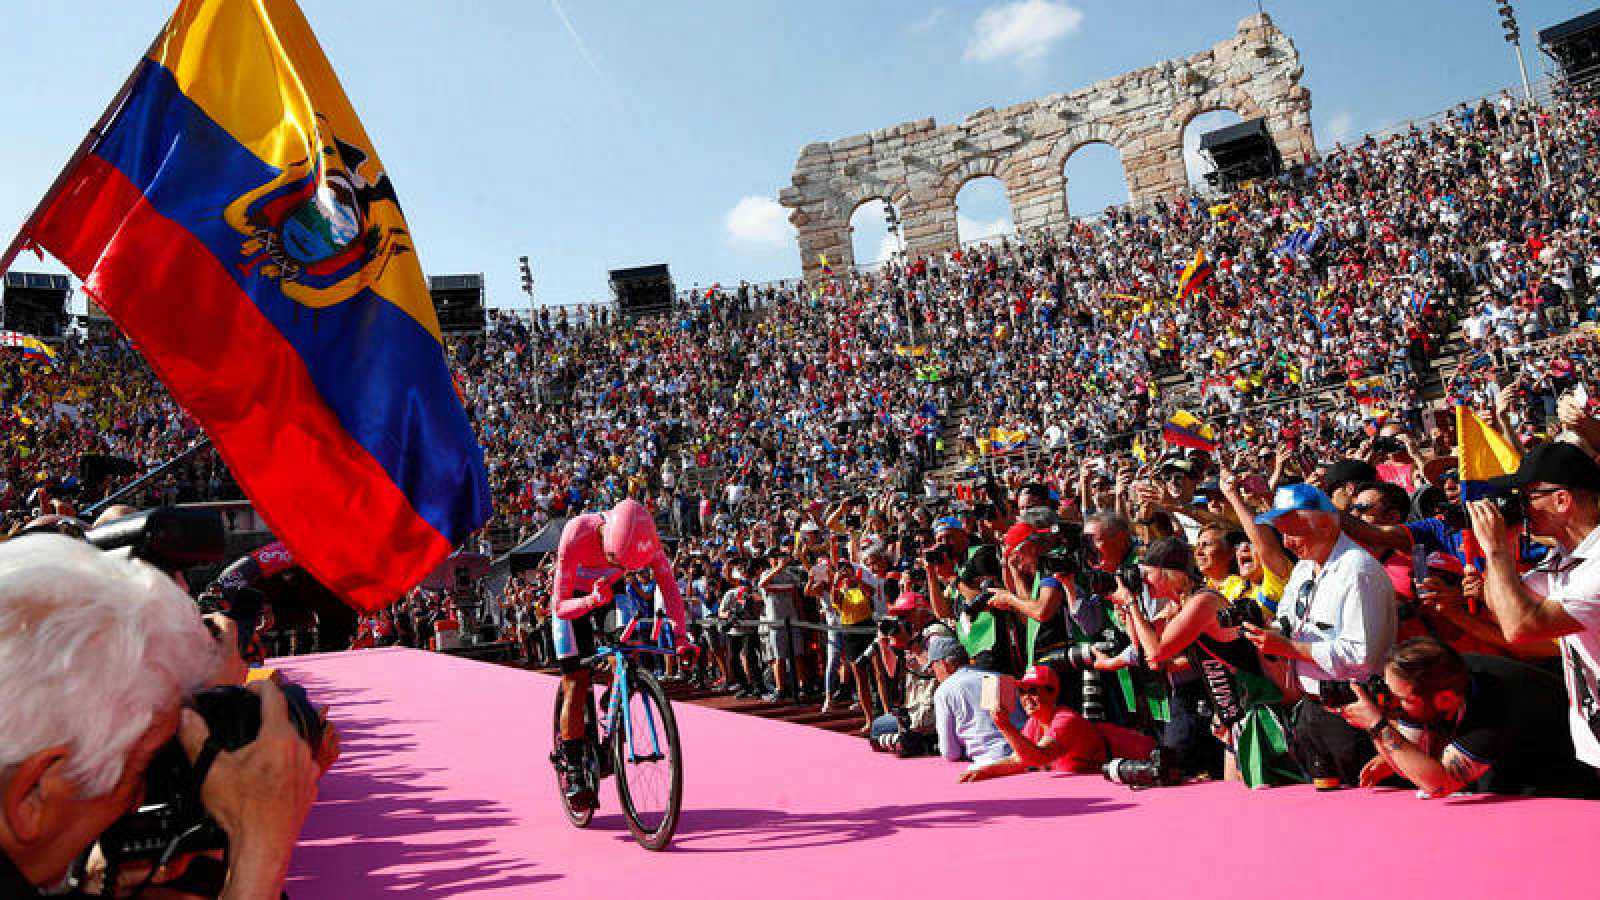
[1424,551,1465,578]
[1003,522,1038,555]
[933,515,965,534]
[925,635,963,664]
[1255,483,1338,524]
[1018,664,1060,692]
[1323,458,1378,493]
[1487,442,1600,493]
[889,591,927,615]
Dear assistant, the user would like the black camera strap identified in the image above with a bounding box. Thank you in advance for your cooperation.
[190,736,225,795]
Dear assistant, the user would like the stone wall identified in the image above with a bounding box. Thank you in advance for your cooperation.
[778,13,1314,280]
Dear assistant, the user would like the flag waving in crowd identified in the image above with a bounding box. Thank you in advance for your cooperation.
[0,330,57,366]
[1176,248,1214,302]
[1162,409,1218,453]
[17,0,490,611]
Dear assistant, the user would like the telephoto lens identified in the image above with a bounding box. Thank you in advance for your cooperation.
[1079,670,1106,721]
[1102,749,1178,790]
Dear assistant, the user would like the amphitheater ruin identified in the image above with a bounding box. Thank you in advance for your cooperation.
[778,13,1317,279]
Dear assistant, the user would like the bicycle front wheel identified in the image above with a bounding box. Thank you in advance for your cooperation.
[611,667,683,850]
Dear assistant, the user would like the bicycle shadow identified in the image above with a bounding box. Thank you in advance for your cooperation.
[589,795,1133,853]
[285,675,560,896]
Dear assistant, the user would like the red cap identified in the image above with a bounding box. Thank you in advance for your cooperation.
[1004,522,1037,555]
[889,591,926,616]
[1019,664,1059,691]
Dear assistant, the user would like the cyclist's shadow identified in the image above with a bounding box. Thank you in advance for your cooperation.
[589,795,1133,853]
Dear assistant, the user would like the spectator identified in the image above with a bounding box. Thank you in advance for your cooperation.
[1244,484,1397,786]
[1469,442,1600,771]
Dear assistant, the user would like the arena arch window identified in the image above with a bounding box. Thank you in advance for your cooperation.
[953,175,1014,248]
[848,198,901,269]
[1182,108,1247,192]
[1061,142,1129,219]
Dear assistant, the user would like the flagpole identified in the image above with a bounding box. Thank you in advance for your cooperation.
[0,37,160,276]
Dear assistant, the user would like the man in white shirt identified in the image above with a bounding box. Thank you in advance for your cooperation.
[1245,483,1397,785]
[1469,443,1600,770]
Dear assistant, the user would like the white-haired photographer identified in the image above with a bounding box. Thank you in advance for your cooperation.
[0,534,326,899]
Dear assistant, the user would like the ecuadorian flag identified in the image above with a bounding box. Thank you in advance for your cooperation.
[1162,409,1218,453]
[23,0,490,611]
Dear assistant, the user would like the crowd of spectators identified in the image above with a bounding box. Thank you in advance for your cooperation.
[2,88,1600,900]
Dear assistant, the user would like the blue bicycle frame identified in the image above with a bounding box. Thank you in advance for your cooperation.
[594,633,670,766]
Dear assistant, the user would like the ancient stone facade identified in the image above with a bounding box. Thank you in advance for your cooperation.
[778,13,1314,279]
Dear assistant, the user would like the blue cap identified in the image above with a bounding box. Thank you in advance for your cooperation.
[933,516,964,534]
[1256,483,1337,524]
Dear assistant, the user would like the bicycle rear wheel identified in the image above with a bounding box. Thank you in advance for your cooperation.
[611,667,683,850]
[551,683,599,828]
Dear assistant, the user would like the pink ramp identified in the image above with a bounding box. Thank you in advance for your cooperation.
[272,647,1595,899]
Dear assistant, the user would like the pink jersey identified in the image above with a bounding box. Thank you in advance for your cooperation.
[552,512,685,638]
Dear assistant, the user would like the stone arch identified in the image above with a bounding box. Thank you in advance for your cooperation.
[845,193,909,267]
[1059,139,1132,218]
[1047,122,1133,175]
[932,155,1028,206]
[1167,88,1269,133]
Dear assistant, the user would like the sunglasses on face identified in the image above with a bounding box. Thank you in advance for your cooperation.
[1349,502,1380,514]
[1017,686,1055,697]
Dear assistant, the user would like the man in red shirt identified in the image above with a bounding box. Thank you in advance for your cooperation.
[958,665,1106,781]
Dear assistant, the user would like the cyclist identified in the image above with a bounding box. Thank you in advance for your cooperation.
[552,498,688,809]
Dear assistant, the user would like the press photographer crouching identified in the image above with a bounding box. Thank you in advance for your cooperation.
[0,533,331,898]
[1332,637,1599,798]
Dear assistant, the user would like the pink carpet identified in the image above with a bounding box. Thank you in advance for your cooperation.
[270,647,1595,898]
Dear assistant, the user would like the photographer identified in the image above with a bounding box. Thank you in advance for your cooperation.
[958,665,1107,782]
[1334,637,1598,797]
[0,534,323,899]
[1112,539,1300,787]
[1467,442,1600,771]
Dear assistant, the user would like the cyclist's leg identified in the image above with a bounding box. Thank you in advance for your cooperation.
[553,611,596,743]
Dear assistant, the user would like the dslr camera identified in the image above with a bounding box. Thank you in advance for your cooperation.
[95,683,324,872]
[1318,675,1389,709]
[1102,747,1183,790]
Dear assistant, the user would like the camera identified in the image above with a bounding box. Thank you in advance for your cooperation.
[84,506,226,577]
[1488,492,1525,527]
[1318,675,1389,708]
[1102,747,1182,789]
[97,682,324,868]
[1216,596,1264,630]
[1372,436,1404,455]
[1064,640,1118,672]
[924,545,950,567]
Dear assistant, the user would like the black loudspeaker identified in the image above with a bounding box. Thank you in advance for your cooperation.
[609,264,674,320]
[1541,11,1600,97]
[1199,118,1282,191]
[428,273,486,337]
[2,272,72,337]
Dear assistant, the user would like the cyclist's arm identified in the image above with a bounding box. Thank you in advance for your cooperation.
[649,550,688,641]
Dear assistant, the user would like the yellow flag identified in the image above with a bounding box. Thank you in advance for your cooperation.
[1456,405,1521,500]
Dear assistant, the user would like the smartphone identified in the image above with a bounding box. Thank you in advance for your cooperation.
[980,673,1017,713]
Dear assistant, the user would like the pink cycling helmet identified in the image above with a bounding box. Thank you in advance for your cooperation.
[603,498,659,570]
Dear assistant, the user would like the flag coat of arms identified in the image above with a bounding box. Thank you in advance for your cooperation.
[21,0,490,610]
[0,330,58,366]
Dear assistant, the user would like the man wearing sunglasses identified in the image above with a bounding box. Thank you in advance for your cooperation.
[1468,442,1600,772]
[958,665,1107,782]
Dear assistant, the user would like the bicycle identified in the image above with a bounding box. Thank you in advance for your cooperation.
[549,620,685,851]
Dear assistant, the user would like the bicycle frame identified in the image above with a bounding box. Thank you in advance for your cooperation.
[593,638,669,766]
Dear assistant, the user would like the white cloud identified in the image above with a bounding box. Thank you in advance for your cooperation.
[725,196,790,247]
[1327,111,1355,144]
[906,7,948,34]
[958,215,1013,244]
[877,232,901,263]
[964,1,1084,67]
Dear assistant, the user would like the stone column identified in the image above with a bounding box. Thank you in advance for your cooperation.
[1124,132,1187,205]
[902,194,958,258]
[793,213,852,281]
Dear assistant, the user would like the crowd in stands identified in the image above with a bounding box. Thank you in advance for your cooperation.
[6,83,1600,806]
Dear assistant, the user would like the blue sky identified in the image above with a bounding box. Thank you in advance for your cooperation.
[2,1,1593,311]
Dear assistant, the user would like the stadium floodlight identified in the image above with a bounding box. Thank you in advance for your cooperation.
[1491,2,1549,186]
[518,256,534,296]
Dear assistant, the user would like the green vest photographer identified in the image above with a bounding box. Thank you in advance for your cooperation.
[0,534,331,899]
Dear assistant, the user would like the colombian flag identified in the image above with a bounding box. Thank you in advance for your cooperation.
[1162,410,1218,453]
[1457,405,1521,502]
[1176,249,1214,302]
[22,0,490,611]
[0,331,58,366]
